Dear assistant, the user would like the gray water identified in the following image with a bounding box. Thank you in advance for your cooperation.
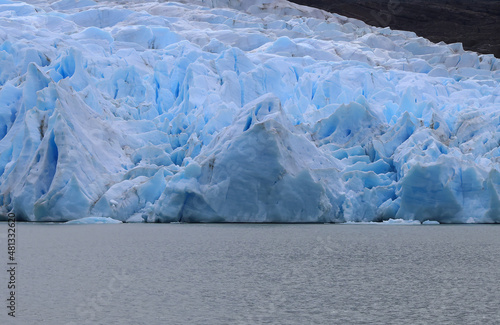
[1,223,499,325]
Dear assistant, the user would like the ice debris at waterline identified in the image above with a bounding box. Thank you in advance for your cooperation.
[344,219,439,225]
[0,0,499,224]
[65,217,122,224]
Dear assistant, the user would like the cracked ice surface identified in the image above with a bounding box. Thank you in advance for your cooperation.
[0,0,499,223]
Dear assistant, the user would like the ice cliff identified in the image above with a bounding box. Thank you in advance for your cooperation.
[0,0,499,223]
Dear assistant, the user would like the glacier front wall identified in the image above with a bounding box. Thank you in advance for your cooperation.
[0,0,499,223]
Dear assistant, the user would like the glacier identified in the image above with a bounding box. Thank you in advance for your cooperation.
[0,0,499,223]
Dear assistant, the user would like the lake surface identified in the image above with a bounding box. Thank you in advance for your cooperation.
[0,223,499,324]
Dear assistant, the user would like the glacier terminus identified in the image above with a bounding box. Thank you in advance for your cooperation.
[0,0,499,223]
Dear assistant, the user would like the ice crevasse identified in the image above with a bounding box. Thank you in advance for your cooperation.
[0,0,499,223]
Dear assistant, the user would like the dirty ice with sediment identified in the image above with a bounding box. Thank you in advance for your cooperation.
[0,0,499,224]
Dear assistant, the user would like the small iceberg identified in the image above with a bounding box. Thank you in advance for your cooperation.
[344,218,422,225]
[381,219,421,225]
[126,213,146,223]
[65,217,123,224]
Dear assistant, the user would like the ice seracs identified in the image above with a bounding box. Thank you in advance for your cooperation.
[151,94,344,222]
[0,0,499,223]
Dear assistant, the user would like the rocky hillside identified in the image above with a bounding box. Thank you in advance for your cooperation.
[291,0,500,57]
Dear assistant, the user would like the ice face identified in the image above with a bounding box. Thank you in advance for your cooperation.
[0,0,499,223]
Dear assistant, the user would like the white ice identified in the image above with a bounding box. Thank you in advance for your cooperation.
[64,216,122,224]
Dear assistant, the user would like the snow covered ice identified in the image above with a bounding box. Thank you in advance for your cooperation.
[0,0,499,223]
